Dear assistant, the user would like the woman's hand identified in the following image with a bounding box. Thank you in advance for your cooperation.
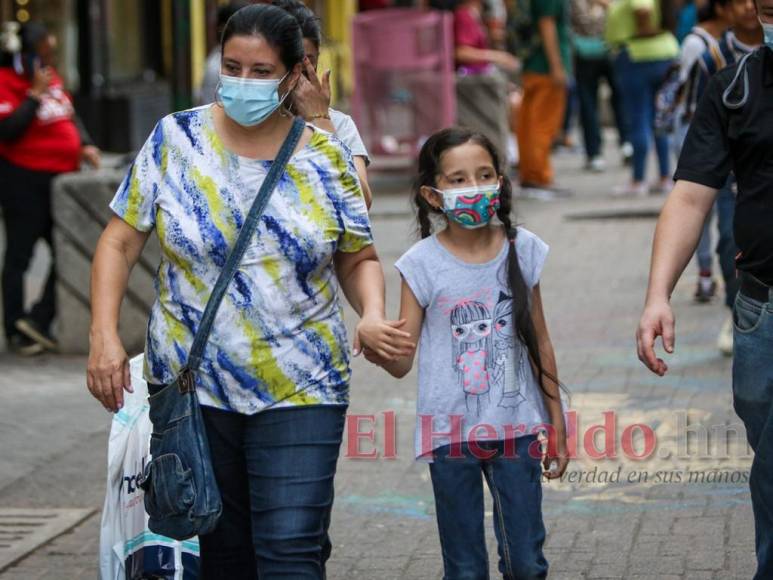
[80,145,101,169]
[353,315,414,362]
[87,330,133,413]
[293,57,331,121]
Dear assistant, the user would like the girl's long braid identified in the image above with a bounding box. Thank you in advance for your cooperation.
[496,172,561,401]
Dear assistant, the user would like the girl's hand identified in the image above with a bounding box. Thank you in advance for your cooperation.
[543,439,569,480]
[353,316,415,361]
[361,346,390,367]
[87,330,133,413]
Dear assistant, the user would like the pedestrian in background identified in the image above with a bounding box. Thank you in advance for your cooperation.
[638,1,773,576]
[0,21,100,356]
[517,0,574,199]
[571,0,632,172]
[272,0,375,208]
[671,0,732,305]
[606,0,679,196]
[682,0,762,353]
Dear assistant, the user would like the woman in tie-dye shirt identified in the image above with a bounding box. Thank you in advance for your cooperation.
[86,5,413,576]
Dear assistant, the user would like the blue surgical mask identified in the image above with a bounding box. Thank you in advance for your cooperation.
[761,19,773,49]
[431,184,501,229]
[217,73,289,127]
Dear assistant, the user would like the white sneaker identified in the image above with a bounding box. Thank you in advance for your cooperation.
[717,316,734,357]
[588,156,606,173]
[612,181,649,197]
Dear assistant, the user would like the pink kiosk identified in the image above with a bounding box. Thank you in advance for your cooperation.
[351,9,456,169]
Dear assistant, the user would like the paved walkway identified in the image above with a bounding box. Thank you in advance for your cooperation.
[0,138,757,578]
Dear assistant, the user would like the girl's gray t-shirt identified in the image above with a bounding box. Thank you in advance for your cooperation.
[395,228,550,460]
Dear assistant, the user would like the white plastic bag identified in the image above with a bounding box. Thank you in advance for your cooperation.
[99,355,200,580]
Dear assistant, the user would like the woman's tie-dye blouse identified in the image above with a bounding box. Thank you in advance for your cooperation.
[109,106,373,414]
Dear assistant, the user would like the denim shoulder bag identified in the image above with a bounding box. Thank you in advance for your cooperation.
[139,116,306,541]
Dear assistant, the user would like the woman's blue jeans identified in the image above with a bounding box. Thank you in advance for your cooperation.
[733,286,773,579]
[615,49,672,182]
[198,404,347,579]
[429,435,548,580]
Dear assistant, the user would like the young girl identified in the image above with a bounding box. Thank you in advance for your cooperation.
[364,127,568,579]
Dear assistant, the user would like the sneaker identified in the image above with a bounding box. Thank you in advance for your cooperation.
[7,334,45,356]
[612,181,649,197]
[587,157,606,173]
[650,177,674,195]
[15,318,58,352]
[621,142,634,165]
[717,316,733,357]
[694,276,717,303]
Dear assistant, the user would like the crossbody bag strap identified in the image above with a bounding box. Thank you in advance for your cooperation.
[186,116,306,374]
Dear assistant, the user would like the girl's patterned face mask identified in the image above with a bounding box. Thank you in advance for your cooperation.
[432,184,501,229]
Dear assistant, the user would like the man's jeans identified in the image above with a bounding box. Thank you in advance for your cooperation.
[429,435,548,580]
[198,404,347,579]
[733,286,773,579]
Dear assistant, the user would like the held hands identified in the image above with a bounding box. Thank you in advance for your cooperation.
[636,298,675,376]
[87,331,133,413]
[353,315,414,362]
[293,57,332,121]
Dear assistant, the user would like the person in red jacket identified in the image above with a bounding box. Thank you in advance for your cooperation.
[0,22,100,355]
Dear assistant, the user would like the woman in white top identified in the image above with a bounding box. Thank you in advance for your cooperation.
[272,0,374,208]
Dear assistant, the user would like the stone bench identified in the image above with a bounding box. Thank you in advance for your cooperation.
[51,171,160,355]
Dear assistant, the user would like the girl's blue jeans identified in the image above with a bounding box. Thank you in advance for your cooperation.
[198,404,347,579]
[429,435,548,580]
[615,49,672,182]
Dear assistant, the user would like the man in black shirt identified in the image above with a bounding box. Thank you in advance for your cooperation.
[638,1,773,577]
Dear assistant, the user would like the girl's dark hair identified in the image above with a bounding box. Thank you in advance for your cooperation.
[221,4,304,71]
[414,127,563,401]
[271,0,322,50]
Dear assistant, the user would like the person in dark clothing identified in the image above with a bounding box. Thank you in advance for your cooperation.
[0,22,100,355]
[638,2,773,576]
